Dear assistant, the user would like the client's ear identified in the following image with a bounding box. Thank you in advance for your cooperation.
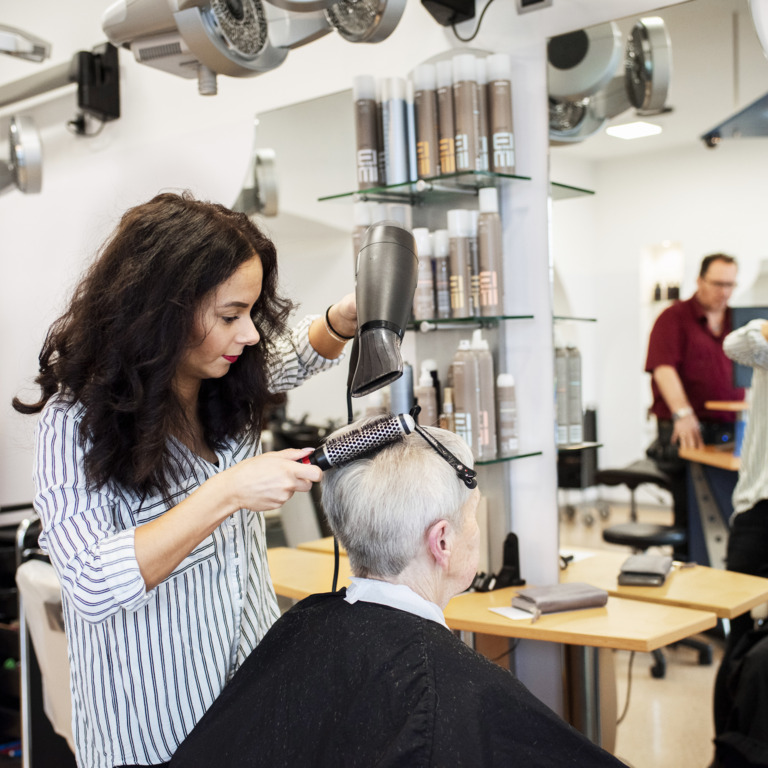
[426,520,452,569]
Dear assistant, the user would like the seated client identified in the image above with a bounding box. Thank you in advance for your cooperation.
[171,421,625,767]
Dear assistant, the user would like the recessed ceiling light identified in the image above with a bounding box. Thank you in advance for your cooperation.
[605,121,663,140]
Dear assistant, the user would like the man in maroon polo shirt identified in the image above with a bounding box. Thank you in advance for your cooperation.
[645,253,744,552]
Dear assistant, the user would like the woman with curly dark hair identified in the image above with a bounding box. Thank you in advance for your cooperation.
[13,191,357,768]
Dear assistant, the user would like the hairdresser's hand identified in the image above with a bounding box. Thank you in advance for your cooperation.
[222,447,322,512]
[328,293,357,339]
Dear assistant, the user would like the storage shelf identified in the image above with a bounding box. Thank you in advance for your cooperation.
[319,170,531,205]
[557,442,602,452]
[477,449,543,466]
[410,314,533,332]
[553,315,597,323]
[551,181,595,200]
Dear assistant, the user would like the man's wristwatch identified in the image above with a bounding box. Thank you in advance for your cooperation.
[673,406,694,421]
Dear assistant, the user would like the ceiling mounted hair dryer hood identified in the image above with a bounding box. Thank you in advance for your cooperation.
[548,17,672,145]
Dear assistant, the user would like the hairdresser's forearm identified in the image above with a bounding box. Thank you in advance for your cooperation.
[308,299,357,359]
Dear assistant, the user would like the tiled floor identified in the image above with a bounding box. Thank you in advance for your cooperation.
[560,500,723,768]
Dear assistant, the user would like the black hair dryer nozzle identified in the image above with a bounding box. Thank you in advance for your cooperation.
[348,221,418,398]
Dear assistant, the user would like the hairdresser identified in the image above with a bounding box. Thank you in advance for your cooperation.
[170,419,626,768]
[12,191,357,768]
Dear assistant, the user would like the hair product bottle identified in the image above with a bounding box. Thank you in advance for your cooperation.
[389,361,414,415]
[421,357,441,418]
[432,229,452,320]
[555,344,569,445]
[471,329,497,461]
[412,227,435,320]
[352,75,380,189]
[452,53,480,173]
[486,53,515,174]
[415,365,439,426]
[475,56,490,172]
[435,59,456,175]
[451,339,479,455]
[440,386,456,432]
[447,209,472,319]
[381,77,410,186]
[412,63,440,180]
[406,79,418,182]
[496,373,518,457]
[468,209,480,317]
[566,344,583,444]
[352,201,372,272]
[477,186,503,316]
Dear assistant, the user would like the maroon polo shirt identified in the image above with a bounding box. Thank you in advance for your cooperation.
[645,295,744,423]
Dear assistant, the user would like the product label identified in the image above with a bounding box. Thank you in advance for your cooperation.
[417,141,433,178]
[455,411,472,448]
[455,133,470,172]
[439,137,456,173]
[477,410,490,453]
[479,271,498,308]
[569,424,583,444]
[357,148,379,185]
[449,274,466,313]
[492,132,515,171]
[477,135,489,172]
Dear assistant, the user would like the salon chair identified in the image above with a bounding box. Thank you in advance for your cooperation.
[595,459,714,679]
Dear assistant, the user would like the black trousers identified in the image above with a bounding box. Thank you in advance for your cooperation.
[714,500,768,738]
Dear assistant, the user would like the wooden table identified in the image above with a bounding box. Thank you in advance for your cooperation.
[268,546,716,746]
[560,548,768,619]
[678,445,740,472]
[297,536,342,556]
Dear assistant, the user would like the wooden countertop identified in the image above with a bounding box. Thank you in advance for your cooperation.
[268,547,716,653]
[560,549,768,619]
[678,445,740,471]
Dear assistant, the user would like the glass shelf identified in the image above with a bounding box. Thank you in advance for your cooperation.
[550,181,595,201]
[477,449,543,466]
[319,170,531,205]
[557,442,602,452]
[409,314,534,332]
[553,315,597,323]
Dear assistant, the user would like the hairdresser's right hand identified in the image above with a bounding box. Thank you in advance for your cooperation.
[220,447,322,513]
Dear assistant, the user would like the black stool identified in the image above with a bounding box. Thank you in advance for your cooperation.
[596,460,714,678]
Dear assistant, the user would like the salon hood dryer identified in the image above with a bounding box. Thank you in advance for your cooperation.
[348,220,417,398]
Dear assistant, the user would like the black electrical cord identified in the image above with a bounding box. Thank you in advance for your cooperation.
[451,0,499,43]
[616,651,636,725]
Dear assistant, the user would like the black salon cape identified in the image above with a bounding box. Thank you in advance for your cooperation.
[170,590,626,768]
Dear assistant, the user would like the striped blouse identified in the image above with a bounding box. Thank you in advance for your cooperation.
[723,319,768,516]
[33,316,338,768]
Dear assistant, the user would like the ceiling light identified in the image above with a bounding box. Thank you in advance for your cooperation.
[606,121,662,140]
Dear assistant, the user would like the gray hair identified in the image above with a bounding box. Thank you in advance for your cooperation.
[320,419,476,579]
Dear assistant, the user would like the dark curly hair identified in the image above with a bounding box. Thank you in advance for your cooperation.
[13,191,294,498]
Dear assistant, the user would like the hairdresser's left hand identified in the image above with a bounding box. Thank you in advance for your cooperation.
[328,293,357,339]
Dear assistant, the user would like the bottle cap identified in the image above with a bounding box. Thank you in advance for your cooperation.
[436,59,453,89]
[458,338,472,350]
[419,367,433,387]
[452,53,477,84]
[471,328,489,349]
[447,209,471,237]
[381,77,407,102]
[497,373,515,387]
[478,186,499,214]
[353,75,377,101]
[468,209,478,235]
[422,358,438,372]
[432,229,450,257]
[413,63,437,92]
[486,53,512,82]
[413,227,432,258]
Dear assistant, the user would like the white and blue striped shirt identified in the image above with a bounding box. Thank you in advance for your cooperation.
[33,316,338,768]
[724,319,768,517]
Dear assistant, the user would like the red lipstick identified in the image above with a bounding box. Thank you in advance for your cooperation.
[223,355,239,363]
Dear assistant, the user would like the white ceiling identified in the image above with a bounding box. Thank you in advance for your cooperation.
[552,0,768,162]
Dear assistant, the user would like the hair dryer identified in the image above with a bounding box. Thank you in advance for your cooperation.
[347,221,418,398]
[299,413,415,469]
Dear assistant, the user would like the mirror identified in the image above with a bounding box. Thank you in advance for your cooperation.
[549,0,768,517]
